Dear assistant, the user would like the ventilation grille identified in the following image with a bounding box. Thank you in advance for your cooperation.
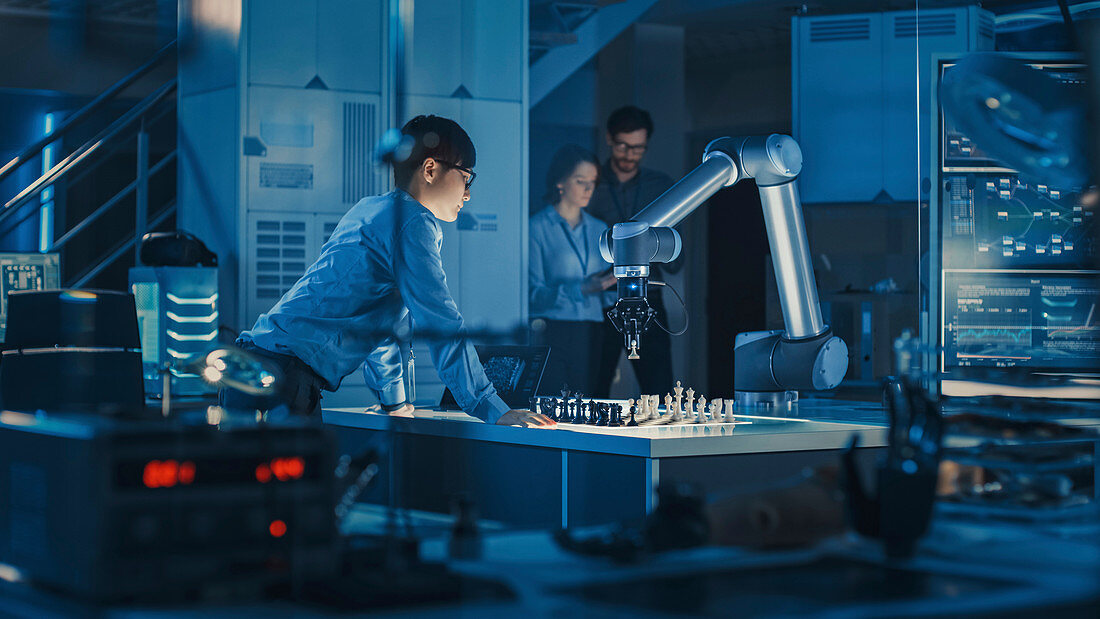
[978,11,995,43]
[894,12,956,38]
[253,219,308,300]
[809,18,871,42]
[321,220,340,248]
[342,101,377,204]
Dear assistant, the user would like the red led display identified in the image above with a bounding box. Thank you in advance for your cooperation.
[142,460,196,489]
[134,456,305,489]
[269,519,288,538]
[257,457,305,483]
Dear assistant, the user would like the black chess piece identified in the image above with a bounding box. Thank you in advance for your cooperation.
[546,398,558,422]
[587,401,600,425]
[597,402,609,426]
[574,393,584,424]
[627,407,639,427]
[609,404,623,427]
[529,396,539,416]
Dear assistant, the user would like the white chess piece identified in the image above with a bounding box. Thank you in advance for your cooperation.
[696,395,707,423]
[663,394,672,419]
[723,398,735,421]
[711,398,723,422]
[684,387,695,420]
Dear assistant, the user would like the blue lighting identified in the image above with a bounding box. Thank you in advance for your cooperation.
[39,112,56,253]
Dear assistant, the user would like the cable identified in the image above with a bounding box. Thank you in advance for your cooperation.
[648,280,689,336]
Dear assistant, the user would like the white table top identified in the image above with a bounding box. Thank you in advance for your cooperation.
[323,399,890,457]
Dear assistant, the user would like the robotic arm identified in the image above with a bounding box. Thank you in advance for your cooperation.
[598,135,848,407]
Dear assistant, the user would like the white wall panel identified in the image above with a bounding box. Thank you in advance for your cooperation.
[178,0,242,96]
[248,0,317,87]
[456,99,524,334]
[794,14,884,203]
[406,2,463,97]
[245,87,382,214]
[465,0,523,102]
[177,87,241,327]
[317,0,384,93]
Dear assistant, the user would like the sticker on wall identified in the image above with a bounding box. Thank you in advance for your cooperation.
[260,122,314,148]
[259,163,314,190]
[456,212,497,232]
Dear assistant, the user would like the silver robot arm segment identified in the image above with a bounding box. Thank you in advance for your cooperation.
[598,135,848,397]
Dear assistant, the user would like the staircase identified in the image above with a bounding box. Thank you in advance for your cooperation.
[0,41,178,290]
[528,0,659,107]
[529,1,614,63]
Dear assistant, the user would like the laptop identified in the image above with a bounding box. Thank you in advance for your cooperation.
[438,345,550,411]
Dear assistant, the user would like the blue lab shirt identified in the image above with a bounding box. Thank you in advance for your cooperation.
[240,189,510,423]
[529,205,616,322]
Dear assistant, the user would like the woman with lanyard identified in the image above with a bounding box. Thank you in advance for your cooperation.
[529,145,617,396]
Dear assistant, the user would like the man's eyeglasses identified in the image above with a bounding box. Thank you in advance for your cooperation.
[611,141,647,156]
[438,160,476,190]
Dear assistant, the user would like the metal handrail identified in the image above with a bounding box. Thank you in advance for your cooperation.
[1,78,177,218]
[50,143,175,250]
[0,40,176,185]
[70,201,176,288]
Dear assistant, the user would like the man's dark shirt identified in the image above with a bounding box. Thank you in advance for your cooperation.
[588,161,680,277]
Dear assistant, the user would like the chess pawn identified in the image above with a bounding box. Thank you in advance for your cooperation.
[625,398,635,420]
[696,395,707,423]
[724,398,735,421]
[663,394,673,419]
[627,407,639,426]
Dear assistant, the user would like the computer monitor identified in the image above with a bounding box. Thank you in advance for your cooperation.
[0,253,60,343]
[942,269,1098,372]
[931,54,1098,396]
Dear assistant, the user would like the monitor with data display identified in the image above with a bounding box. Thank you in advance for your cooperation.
[932,54,1098,396]
[0,253,61,343]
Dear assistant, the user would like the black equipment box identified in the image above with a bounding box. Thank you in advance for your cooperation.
[0,409,338,600]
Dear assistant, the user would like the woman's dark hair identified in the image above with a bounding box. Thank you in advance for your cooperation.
[392,115,476,190]
[606,105,654,138]
[543,144,599,205]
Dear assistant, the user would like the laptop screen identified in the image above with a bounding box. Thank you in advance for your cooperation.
[438,345,550,411]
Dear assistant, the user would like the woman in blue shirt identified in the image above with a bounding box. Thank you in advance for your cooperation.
[530,145,617,396]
